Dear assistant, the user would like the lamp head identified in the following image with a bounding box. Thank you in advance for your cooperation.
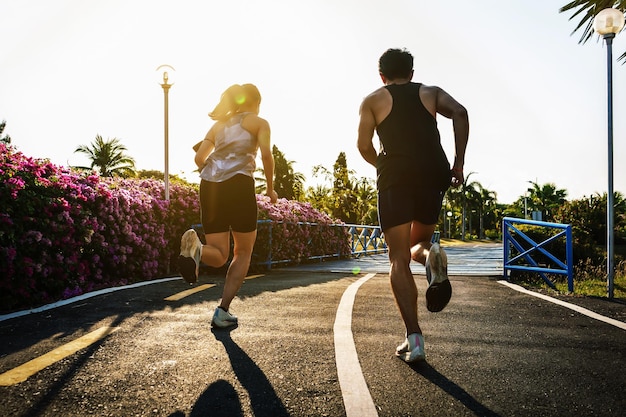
[156,64,175,86]
[593,8,625,36]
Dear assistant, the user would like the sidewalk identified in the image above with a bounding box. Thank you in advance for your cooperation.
[286,241,503,276]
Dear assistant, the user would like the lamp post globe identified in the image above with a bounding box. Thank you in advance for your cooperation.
[593,8,625,37]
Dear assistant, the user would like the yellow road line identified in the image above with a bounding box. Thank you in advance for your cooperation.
[244,274,264,280]
[0,326,120,386]
[164,284,216,301]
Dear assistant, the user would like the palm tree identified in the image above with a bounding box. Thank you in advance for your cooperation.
[353,177,377,225]
[560,1,626,62]
[255,145,305,199]
[527,181,568,222]
[476,184,498,239]
[459,172,479,240]
[74,135,136,177]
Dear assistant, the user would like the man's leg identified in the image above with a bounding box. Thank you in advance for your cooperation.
[410,221,451,312]
[385,222,421,336]
[386,223,427,362]
[409,221,437,265]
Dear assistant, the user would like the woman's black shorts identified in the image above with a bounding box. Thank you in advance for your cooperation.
[377,184,445,231]
[200,174,257,234]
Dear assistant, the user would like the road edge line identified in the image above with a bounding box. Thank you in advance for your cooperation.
[0,277,181,323]
[334,273,379,417]
[497,280,626,331]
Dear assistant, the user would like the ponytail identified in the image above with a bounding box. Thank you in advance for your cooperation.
[208,84,246,121]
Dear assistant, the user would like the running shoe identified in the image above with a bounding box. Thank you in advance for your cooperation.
[178,229,202,284]
[211,306,238,328]
[425,243,452,312]
[396,333,425,363]
[396,338,409,355]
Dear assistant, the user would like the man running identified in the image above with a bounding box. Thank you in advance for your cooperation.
[357,48,469,362]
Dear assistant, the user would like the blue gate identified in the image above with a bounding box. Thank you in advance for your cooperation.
[503,217,574,292]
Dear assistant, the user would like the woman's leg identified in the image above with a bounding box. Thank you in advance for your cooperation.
[201,232,230,268]
[217,230,256,311]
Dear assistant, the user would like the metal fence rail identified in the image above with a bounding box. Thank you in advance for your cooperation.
[345,224,388,257]
[193,221,387,271]
[503,217,574,292]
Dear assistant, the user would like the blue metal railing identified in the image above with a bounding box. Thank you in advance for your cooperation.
[192,221,387,270]
[345,224,388,257]
[503,217,574,292]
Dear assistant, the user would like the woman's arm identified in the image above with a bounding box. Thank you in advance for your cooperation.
[256,118,278,203]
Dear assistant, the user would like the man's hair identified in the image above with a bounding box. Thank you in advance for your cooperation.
[378,48,413,80]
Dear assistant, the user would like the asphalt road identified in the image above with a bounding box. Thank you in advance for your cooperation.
[1,245,625,417]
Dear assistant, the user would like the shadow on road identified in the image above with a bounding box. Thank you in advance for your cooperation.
[168,379,243,417]
[166,326,290,417]
[411,362,502,417]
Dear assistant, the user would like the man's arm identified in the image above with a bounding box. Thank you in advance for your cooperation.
[357,97,378,167]
[435,88,469,188]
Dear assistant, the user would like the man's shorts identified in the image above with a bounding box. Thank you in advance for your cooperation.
[377,184,445,231]
[200,174,257,234]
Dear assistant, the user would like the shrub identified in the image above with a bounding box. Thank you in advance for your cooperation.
[253,197,351,268]
[0,144,348,312]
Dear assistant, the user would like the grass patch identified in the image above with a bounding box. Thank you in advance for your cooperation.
[513,259,626,301]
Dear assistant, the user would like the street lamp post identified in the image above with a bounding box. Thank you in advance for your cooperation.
[157,65,175,201]
[593,8,624,299]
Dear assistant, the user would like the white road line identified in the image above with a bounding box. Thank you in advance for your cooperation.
[334,273,378,417]
[498,280,626,331]
[0,277,181,322]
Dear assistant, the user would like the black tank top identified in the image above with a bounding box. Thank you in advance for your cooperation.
[375,82,451,191]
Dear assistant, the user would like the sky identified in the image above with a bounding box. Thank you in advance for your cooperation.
[1,0,625,204]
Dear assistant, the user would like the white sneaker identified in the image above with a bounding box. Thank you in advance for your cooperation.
[396,338,409,355]
[178,229,202,284]
[211,306,238,328]
[425,243,452,312]
[396,333,425,363]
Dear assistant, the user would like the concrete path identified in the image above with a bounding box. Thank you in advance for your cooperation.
[288,241,503,276]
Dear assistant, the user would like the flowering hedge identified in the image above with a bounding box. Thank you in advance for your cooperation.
[0,144,349,312]
[253,197,351,268]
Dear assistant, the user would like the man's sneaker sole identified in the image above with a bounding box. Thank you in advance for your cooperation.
[426,243,451,312]
[426,279,452,312]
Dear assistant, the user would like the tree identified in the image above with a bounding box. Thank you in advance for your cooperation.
[257,145,305,200]
[74,135,136,178]
[353,177,378,225]
[526,181,568,222]
[331,152,359,223]
[304,157,377,224]
[0,120,11,144]
[475,183,498,239]
[455,172,479,240]
[560,1,626,62]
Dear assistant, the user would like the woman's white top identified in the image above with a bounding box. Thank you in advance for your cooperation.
[199,112,258,183]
